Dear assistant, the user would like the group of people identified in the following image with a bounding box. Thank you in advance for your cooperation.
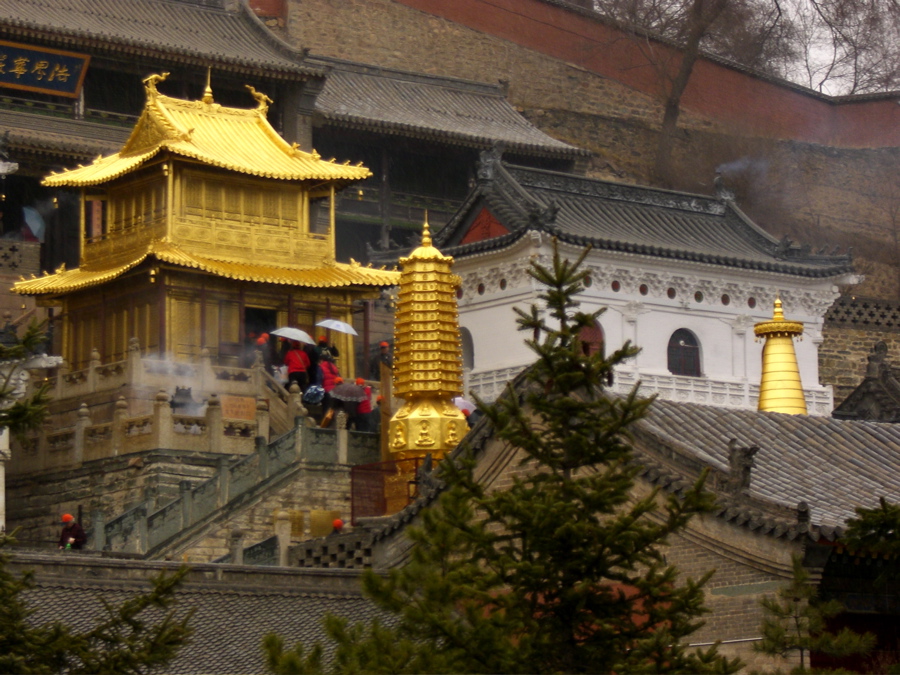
[249,332,381,431]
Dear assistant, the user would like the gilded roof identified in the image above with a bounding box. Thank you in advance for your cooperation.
[0,0,318,78]
[13,241,399,295]
[43,84,372,187]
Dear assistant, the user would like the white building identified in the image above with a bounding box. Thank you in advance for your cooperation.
[433,158,856,415]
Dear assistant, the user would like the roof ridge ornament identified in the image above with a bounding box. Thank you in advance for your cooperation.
[202,67,214,105]
[245,84,273,114]
[142,72,170,99]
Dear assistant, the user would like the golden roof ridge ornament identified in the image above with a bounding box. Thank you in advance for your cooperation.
[142,71,170,98]
[202,67,214,105]
[245,84,273,114]
[389,217,465,461]
[754,296,807,415]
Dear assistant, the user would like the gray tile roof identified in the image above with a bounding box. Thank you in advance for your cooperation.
[311,59,587,159]
[434,161,854,278]
[1,109,130,158]
[0,0,320,78]
[637,400,900,529]
[14,554,388,675]
[352,375,900,569]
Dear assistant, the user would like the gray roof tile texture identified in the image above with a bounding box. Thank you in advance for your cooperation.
[0,0,317,76]
[313,64,585,158]
[438,163,853,278]
[18,564,389,675]
[640,400,900,528]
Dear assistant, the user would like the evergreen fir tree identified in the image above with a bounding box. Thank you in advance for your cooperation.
[0,531,194,674]
[754,555,874,673]
[266,242,741,674]
[842,496,900,586]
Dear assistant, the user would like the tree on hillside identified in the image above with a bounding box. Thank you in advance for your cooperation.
[0,531,194,674]
[799,0,900,94]
[594,0,796,184]
[264,242,742,674]
[754,555,875,672]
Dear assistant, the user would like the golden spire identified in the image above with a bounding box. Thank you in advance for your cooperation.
[202,67,214,104]
[388,218,465,460]
[754,296,807,415]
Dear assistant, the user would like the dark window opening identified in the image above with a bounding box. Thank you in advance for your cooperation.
[667,329,701,377]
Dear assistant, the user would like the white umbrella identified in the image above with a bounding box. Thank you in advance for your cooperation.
[453,396,477,414]
[271,327,315,344]
[316,319,358,336]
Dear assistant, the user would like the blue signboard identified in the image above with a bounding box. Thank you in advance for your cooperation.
[0,40,89,98]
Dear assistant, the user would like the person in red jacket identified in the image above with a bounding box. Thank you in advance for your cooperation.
[354,377,373,431]
[59,513,87,550]
[318,352,340,392]
[283,340,310,391]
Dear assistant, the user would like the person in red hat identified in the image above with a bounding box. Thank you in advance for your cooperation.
[354,377,373,432]
[58,513,87,550]
[328,518,344,536]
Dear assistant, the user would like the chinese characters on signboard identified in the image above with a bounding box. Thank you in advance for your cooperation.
[0,40,89,98]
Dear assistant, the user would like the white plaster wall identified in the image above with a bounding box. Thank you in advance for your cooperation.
[452,235,846,412]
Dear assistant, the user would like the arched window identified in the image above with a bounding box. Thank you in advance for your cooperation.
[460,327,474,371]
[667,329,701,377]
[578,322,604,358]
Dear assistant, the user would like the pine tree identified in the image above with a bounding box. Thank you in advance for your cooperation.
[842,496,900,585]
[266,242,742,674]
[0,531,194,674]
[754,555,874,673]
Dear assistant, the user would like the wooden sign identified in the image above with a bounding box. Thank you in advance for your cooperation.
[0,40,89,98]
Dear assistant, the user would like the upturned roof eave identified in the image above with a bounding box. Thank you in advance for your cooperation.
[441,225,855,279]
[0,2,324,79]
[314,112,589,160]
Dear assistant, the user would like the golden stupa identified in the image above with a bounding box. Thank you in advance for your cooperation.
[388,219,466,460]
[754,297,807,415]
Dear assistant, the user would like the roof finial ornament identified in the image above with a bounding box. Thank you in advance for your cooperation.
[422,211,432,247]
[772,294,784,321]
[245,85,273,113]
[142,72,170,98]
[202,67,214,105]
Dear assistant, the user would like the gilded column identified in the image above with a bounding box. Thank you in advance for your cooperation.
[389,220,465,460]
[754,297,807,415]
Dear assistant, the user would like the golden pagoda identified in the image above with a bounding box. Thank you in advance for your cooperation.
[13,73,399,369]
[754,297,807,415]
[388,220,465,460]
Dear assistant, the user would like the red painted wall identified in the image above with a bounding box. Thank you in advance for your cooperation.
[395,0,900,147]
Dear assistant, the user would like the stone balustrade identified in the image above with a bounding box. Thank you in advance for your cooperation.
[468,364,833,416]
[10,389,283,475]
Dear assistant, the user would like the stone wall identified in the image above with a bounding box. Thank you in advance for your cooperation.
[820,296,900,404]
[178,464,354,562]
[7,449,229,548]
[287,0,900,299]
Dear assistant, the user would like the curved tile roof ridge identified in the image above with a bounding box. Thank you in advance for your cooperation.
[313,65,586,158]
[435,162,853,278]
[0,0,321,77]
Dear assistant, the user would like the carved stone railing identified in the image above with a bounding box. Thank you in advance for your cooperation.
[10,391,272,474]
[468,365,833,416]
